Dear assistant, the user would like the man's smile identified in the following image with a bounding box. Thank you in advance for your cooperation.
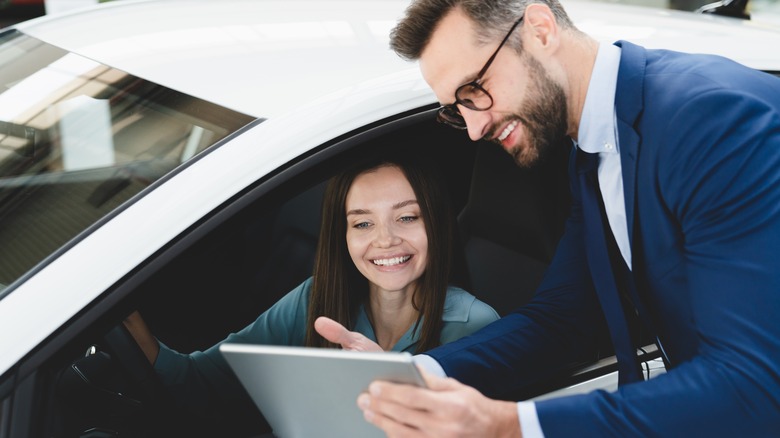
[497,120,519,141]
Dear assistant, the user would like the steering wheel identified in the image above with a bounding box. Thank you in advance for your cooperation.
[100,322,177,433]
[103,323,164,399]
[101,321,272,437]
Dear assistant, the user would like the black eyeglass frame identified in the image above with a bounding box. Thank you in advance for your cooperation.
[436,15,526,129]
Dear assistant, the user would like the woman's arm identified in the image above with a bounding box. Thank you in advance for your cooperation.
[123,310,160,364]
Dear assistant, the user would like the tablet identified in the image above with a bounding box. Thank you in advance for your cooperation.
[219,343,426,438]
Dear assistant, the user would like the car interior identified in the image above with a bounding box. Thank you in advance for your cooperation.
[11,109,630,437]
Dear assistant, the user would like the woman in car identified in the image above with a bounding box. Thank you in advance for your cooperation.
[124,154,499,418]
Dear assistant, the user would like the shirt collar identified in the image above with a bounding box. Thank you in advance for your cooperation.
[577,43,621,155]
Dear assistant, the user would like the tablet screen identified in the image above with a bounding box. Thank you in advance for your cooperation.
[220,343,426,438]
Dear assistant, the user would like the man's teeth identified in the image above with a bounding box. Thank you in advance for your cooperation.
[372,256,411,266]
[498,120,518,141]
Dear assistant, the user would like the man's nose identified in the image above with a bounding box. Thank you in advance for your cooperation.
[461,106,491,141]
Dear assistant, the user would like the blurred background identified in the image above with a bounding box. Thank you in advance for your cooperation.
[2,0,779,33]
[0,0,44,28]
[1,0,112,28]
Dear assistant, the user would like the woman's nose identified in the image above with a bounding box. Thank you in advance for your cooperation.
[372,223,402,248]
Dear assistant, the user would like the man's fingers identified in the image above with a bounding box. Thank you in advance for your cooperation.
[359,370,511,437]
[368,379,449,412]
[364,408,424,438]
[416,365,460,391]
[360,382,464,437]
[359,391,429,438]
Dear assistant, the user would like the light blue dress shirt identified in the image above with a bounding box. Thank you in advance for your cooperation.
[577,43,631,269]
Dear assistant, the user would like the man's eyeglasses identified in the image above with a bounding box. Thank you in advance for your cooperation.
[437,15,525,130]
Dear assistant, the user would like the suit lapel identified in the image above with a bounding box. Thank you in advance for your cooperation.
[578,150,643,385]
[611,42,674,368]
[613,40,646,250]
[618,122,638,248]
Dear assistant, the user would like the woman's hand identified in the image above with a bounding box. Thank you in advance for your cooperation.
[314,316,384,352]
[122,310,160,364]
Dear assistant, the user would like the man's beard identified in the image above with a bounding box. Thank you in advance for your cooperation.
[493,55,569,168]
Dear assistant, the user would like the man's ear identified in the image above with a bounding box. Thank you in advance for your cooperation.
[522,3,559,52]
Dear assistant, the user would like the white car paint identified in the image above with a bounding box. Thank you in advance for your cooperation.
[17,0,415,118]
[17,0,780,119]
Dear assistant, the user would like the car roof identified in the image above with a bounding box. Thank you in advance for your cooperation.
[14,0,780,118]
[14,0,416,118]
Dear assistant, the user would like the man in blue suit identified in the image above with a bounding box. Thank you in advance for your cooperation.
[316,0,780,435]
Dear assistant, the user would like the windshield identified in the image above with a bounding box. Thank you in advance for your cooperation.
[0,30,255,294]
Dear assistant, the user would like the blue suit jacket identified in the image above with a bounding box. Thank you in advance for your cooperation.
[426,41,780,435]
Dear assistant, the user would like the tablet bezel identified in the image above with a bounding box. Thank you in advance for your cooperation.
[220,343,426,438]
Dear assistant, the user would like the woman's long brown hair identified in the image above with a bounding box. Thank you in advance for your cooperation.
[304,154,456,353]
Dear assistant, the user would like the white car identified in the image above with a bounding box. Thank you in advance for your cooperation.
[1,0,779,436]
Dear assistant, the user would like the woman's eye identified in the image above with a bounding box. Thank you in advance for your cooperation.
[399,215,419,223]
[353,221,370,229]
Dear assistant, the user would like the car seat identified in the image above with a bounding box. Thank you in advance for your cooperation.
[457,141,572,315]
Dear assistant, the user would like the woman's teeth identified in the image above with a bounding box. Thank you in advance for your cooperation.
[372,256,410,266]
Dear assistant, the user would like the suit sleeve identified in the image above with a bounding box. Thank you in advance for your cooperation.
[537,88,780,436]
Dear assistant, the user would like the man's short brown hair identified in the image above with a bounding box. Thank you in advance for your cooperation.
[390,0,575,61]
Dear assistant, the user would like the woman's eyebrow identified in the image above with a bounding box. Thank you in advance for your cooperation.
[393,199,418,209]
[347,200,417,216]
[346,208,370,216]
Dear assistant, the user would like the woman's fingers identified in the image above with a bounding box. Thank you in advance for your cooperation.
[314,316,383,351]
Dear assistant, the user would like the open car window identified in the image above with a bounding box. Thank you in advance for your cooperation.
[0,30,255,295]
[4,99,659,438]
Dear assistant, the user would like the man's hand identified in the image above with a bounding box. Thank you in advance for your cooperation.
[357,366,522,438]
[314,316,383,352]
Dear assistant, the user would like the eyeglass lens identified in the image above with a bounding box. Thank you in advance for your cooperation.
[437,105,467,129]
[456,83,493,111]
